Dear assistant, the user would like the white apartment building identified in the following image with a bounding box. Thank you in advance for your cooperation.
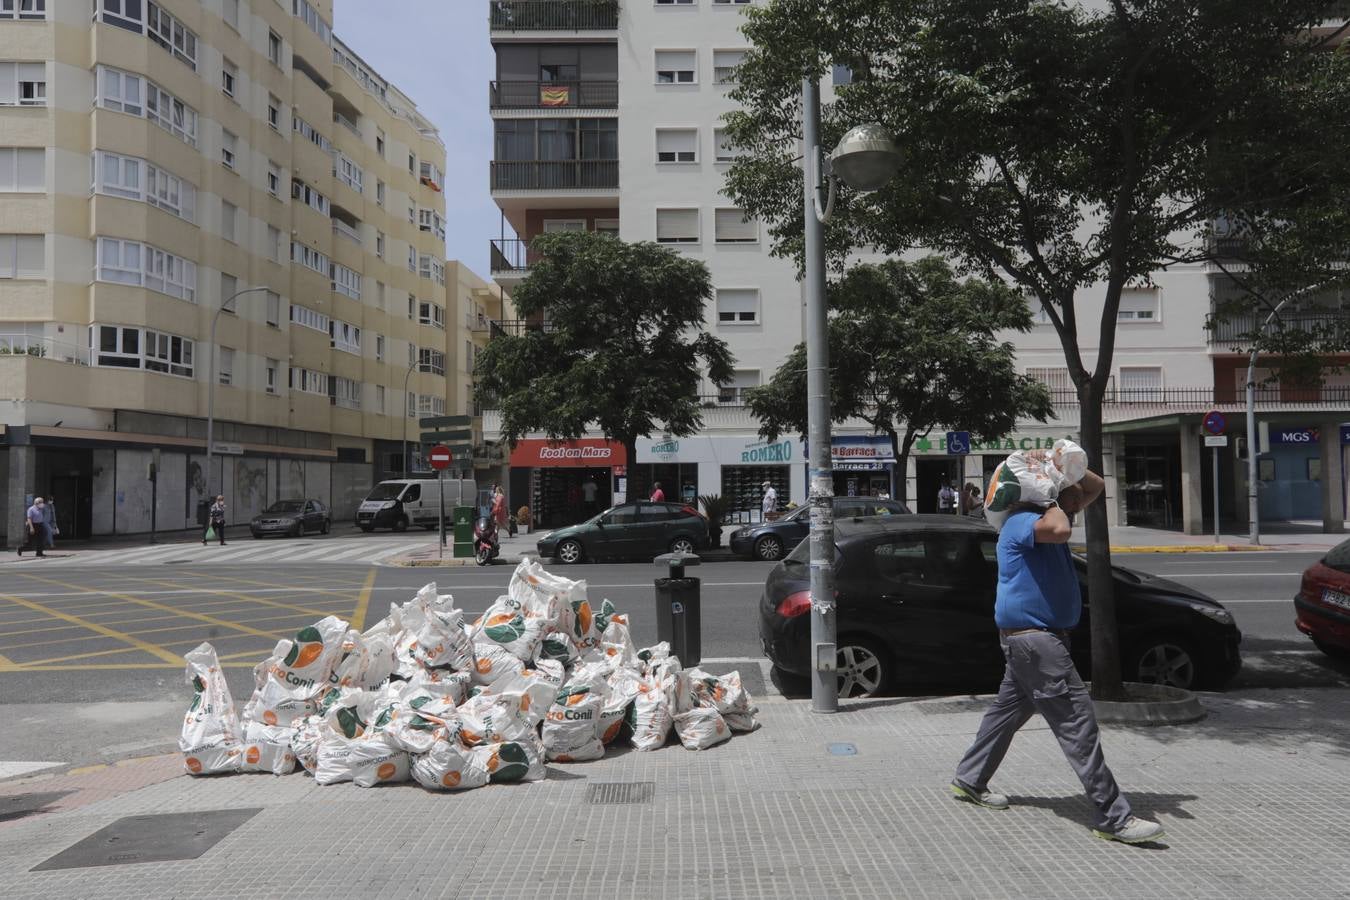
[486,0,1348,534]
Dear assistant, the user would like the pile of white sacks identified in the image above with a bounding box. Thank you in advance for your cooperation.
[180,558,758,789]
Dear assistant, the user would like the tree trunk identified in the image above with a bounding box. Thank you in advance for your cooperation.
[1080,391,1124,700]
[887,429,907,505]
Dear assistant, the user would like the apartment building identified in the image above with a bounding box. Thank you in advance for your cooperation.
[484,0,1347,533]
[0,0,470,541]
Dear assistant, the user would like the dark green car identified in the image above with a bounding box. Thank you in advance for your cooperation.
[536,501,710,563]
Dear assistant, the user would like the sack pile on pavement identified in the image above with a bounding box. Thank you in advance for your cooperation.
[984,438,1088,530]
[180,557,759,788]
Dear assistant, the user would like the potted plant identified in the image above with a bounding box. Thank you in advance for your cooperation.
[516,505,532,534]
[698,493,730,549]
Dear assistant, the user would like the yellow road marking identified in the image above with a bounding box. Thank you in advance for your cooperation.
[351,568,376,631]
[0,611,312,652]
[68,764,109,776]
[123,575,350,620]
[217,647,274,661]
[18,646,146,666]
[11,572,298,642]
[0,592,181,665]
[0,661,257,672]
[173,569,360,601]
[0,651,13,665]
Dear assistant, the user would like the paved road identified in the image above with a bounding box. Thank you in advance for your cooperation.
[0,548,1343,773]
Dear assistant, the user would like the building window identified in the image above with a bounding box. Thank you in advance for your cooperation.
[90,325,193,377]
[418,301,445,329]
[143,328,194,377]
[219,274,237,309]
[335,153,363,192]
[375,179,385,205]
[267,225,282,262]
[832,64,853,86]
[0,234,43,279]
[375,231,385,258]
[330,319,361,355]
[1119,366,1164,403]
[656,208,699,244]
[0,147,43,191]
[95,236,195,300]
[221,202,237,243]
[375,384,385,413]
[218,347,234,385]
[0,62,45,107]
[375,333,385,361]
[92,151,196,222]
[95,2,196,69]
[656,0,694,4]
[655,49,696,84]
[418,348,445,376]
[712,0,752,4]
[292,0,332,45]
[419,255,445,285]
[408,152,416,175]
[0,1,46,20]
[656,128,697,163]
[265,358,278,394]
[375,128,385,157]
[265,291,280,326]
[291,179,330,215]
[221,58,237,98]
[289,366,329,397]
[222,0,238,28]
[92,324,140,368]
[714,208,757,244]
[268,30,283,66]
[221,130,237,170]
[1118,286,1162,322]
[418,160,443,191]
[96,66,198,147]
[716,288,759,324]
[377,281,385,310]
[330,376,361,410]
[417,208,445,240]
[290,241,330,276]
[331,262,361,300]
[408,296,416,320]
[292,115,332,152]
[267,161,281,197]
[267,94,281,130]
[95,0,139,32]
[713,128,745,163]
[718,370,758,404]
[289,303,329,334]
[407,245,417,273]
[713,49,746,84]
[1026,367,1072,397]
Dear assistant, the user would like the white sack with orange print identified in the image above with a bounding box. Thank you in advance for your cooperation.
[542,684,605,762]
[411,737,490,791]
[673,706,732,751]
[984,439,1088,530]
[180,642,242,775]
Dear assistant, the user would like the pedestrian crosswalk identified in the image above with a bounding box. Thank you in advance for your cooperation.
[33,535,434,568]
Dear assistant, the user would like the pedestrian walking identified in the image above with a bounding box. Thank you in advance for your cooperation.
[649,482,665,502]
[950,464,1164,844]
[41,497,59,549]
[761,480,778,521]
[491,485,508,532]
[582,476,599,518]
[17,496,47,557]
[203,495,227,545]
[937,478,958,514]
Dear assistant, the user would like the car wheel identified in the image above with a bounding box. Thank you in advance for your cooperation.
[359,525,374,533]
[1312,638,1350,661]
[669,536,696,555]
[556,539,583,564]
[320,519,330,535]
[393,516,408,533]
[836,637,889,698]
[1129,635,1200,690]
[754,535,785,561]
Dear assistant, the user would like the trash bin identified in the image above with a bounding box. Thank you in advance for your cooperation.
[453,506,474,558]
[196,499,210,527]
[654,552,701,666]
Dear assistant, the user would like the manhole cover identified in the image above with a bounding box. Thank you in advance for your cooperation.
[586,782,654,805]
[32,808,261,871]
[0,791,74,823]
[827,742,858,756]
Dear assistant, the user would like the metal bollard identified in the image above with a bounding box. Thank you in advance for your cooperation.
[654,552,701,666]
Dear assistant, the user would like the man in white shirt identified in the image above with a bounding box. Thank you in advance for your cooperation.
[762,481,778,520]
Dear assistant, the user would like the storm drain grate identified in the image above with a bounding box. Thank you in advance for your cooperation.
[32,808,262,871]
[0,790,74,823]
[586,782,655,805]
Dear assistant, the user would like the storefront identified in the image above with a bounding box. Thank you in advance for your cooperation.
[635,435,804,523]
[508,438,626,529]
[908,430,1079,513]
[819,435,898,499]
[1259,425,1350,521]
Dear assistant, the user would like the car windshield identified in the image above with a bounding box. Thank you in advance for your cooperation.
[784,535,841,567]
[1325,537,1350,574]
[366,483,404,501]
[781,505,809,522]
[265,500,304,514]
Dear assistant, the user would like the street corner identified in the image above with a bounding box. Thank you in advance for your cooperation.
[0,753,182,829]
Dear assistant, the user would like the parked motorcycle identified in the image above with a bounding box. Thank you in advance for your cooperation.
[473,515,500,566]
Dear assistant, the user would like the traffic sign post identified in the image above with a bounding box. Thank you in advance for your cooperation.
[428,445,452,559]
[1201,415,1226,544]
[1203,410,1226,436]
[945,431,971,455]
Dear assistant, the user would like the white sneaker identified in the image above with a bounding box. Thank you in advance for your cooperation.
[950,781,1009,810]
[1094,816,1165,844]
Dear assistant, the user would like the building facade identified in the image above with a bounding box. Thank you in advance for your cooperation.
[483,0,1347,534]
[0,0,476,542]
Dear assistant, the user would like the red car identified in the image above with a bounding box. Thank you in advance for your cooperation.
[1295,538,1350,658]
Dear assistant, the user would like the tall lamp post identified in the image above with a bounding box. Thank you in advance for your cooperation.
[1244,295,1299,546]
[801,75,901,712]
[206,287,272,500]
[403,359,418,476]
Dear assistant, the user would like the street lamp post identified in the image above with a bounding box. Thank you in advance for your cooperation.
[403,359,417,476]
[1244,296,1294,546]
[206,287,272,501]
[800,75,901,712]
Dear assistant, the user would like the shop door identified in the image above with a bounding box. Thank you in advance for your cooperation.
[915,459,957,514]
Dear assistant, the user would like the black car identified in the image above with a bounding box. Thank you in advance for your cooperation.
[250,499,331,538]
[537,501,709,563]
[728,497,911,561]
[761,515,1241,697]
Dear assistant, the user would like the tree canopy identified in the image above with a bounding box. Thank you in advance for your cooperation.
[473,232,734,467]
[724,0,1350,697]
[748,257,1054,503]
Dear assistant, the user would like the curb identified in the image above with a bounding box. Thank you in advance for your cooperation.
[1070,544,1272,554]
[1089,682,1207,726]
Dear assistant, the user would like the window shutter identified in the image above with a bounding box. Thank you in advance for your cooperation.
[656,208,698,242]
[715,208,756,242]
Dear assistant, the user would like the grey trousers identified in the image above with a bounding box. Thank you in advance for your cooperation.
[953,630,1133,831]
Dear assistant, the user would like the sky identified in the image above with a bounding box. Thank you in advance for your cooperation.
[333,0,502,278]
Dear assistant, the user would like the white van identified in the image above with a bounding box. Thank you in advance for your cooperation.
[356,478,477,532]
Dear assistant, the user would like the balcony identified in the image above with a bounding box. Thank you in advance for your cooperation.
[490,159,618,191]
[466,311,492,332]
[0,335,90,366]
[1046,385,1350,407]
[332,218,362,245]
[490,80,618,110]
[1208,311,1348,348]
[490,238,535,278]
[489,0,619,31]
[490,318,556,338]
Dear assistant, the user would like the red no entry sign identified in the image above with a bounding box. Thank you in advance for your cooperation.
[428,444,453,470]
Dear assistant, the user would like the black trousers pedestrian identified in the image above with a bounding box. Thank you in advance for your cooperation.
[204,520,226,544]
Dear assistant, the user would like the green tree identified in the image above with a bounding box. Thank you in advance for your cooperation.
[747,257,1053,504]
[474,231,734,477]
[723,0,1350,698]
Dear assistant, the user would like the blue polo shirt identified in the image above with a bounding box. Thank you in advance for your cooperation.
[993,510,1081,630]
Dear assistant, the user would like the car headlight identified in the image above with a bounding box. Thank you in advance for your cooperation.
[537,531,553,542]
[1191,603,1234,625]
[380,501,396,510]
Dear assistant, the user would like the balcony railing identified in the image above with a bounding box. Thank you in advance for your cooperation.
[1046,386,1350,406]
[490,318,556,338]
[1208,311,1348,346]
[490,80,618,110]
[0,335,90,366]
[333,112,361,137]
[466,311,492,332]
[490,159,618,191]
[332,219,362,244]
[489,0,619,31]
[490,237,537,276]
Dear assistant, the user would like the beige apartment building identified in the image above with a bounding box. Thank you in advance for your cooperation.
[0,0,492,542]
